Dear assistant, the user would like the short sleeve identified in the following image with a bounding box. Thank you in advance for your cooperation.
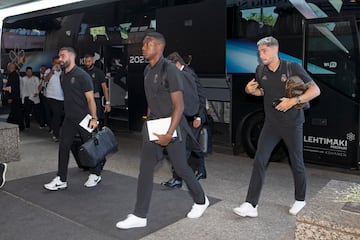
[166,63,183,93]
[291,62,313,84]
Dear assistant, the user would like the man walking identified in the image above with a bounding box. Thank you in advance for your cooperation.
[233,36,320,217]
[3,63,23,130]
[44,47,102,191]
[162,52,207,189]
[83,53,111,127]
[21,66,41,129]
[44,56,64,142]
[116,32,209,229]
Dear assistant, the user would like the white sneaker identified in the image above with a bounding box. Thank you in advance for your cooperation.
[84,174,101,187]
[187,196,210,219]
[0,163,7,188]
[44,176,67,191]
[289,201,306,215]
[116,214,147,229]
[233,202,258,217]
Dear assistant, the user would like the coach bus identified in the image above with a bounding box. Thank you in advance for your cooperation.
[1,0,360,169]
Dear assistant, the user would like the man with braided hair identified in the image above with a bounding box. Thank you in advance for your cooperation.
[233,36,320,217]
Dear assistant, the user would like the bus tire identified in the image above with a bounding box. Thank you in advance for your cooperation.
[242,112,265,158]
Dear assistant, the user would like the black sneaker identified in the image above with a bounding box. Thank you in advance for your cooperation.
[0,163,8,188]
[161,178,182,189]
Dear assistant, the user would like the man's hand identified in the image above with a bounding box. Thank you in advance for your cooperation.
[193,118,201,128]
[104,104,111,113]
[154,133,172,146]
[88,118,98,129]
[245,79,263,96]
[275,97,297,112]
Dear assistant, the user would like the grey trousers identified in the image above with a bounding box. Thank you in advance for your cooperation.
[245,122,306,206]
[134,126,205,218]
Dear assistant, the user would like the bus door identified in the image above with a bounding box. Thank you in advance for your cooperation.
[106,42,147,132]
[302,17,360,169]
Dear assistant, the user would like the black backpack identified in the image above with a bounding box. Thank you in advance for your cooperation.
[160,60,199,117]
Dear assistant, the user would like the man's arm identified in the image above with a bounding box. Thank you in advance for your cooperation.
[298,81,321,103]
[101,82,111,112]
[44,69,53,82]
[245,79,264,96]
[84,90,98,129]
[277,81,321,112]
[154,90,184,146]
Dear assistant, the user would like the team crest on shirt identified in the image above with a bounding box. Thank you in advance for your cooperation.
[262,75,267,81]
[71,77,76,84]
[281,74,287,82]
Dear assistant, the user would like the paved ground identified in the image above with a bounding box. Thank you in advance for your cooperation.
[2,117,360,240]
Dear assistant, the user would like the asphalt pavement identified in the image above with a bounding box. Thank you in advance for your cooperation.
[2,116,360,240]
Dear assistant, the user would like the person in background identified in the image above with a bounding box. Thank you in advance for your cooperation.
[233,36,320,218]
[44,56,64,142]
[162,52,207,189]
[21,66,41,129]
[0,70,3,107]
[83,53,111,127]
[3,63,23,130]
[37,64,49,129]
[116,32,209,230]
[44,47,102,191]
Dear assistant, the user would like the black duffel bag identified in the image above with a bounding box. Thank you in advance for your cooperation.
[78,126,118,168]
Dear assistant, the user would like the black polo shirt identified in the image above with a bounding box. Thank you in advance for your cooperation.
[84,65,105,95]
[61,65,94,122]
[144,57,183,119]
[256,60,313,126]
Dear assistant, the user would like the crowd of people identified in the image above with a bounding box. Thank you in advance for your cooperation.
[0,33,320,231]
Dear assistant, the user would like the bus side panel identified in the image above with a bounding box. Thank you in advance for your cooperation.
[127,43,147,132]
[303,81,359,169]
[231,74,262,145]
[156,0,226,75]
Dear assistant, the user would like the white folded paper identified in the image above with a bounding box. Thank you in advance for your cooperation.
[146,117,177,141]
[79,114,95,133]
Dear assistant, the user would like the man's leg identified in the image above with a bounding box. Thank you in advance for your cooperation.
[233,123,280,217]
[48,98,64,140]
[23,97,32,128]
[116,139,160,229]
[134,140,162,218]
[44,118,75,191]
[78,126,103,187]
[282,124,307,215]
[245,124,281,206]
[167,129,209,219]
[167,129,205,205]
[57,118,77,182]
[189,125,207,179]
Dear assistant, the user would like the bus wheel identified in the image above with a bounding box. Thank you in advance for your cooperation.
[242,113,264,158]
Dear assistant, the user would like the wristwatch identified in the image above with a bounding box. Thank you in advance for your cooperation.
[296,96,302,105]
[105,101,110,105]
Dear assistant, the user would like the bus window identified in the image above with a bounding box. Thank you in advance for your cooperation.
[305,19,359,99]
[241,7,278,37]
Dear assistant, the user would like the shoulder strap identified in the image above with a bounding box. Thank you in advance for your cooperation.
[256,64,265,86]
[286,61,292,77]
[160,59,169,89]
